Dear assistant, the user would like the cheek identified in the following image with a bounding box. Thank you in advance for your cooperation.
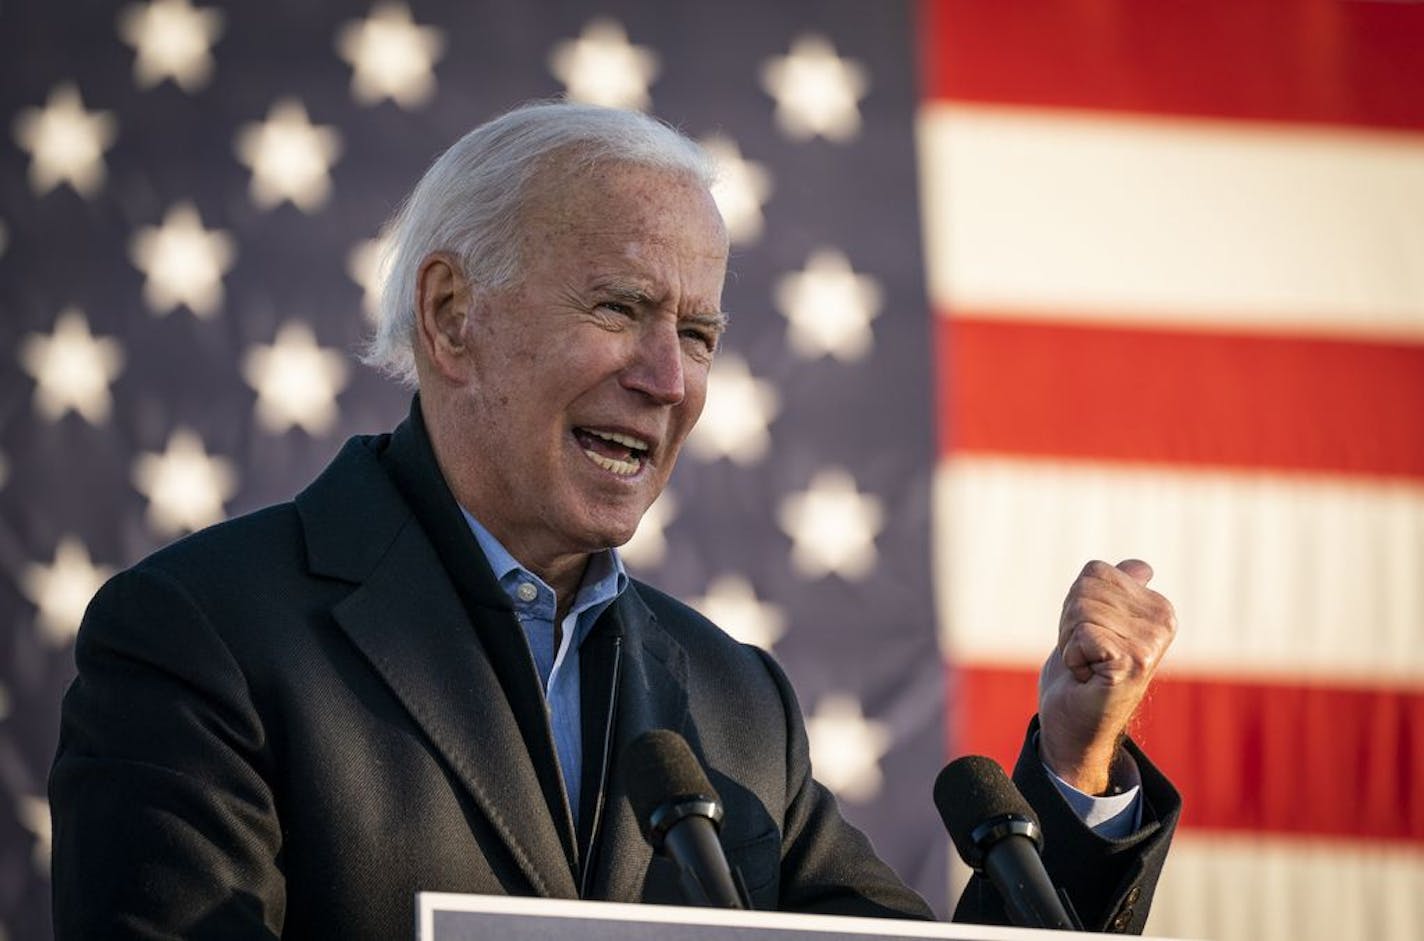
[671,371,711,441]
[684,366,711,417]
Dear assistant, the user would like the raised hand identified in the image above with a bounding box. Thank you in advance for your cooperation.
[1037,559,1177,795]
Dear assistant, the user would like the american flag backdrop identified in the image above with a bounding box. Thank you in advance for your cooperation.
[1,2,1421,939]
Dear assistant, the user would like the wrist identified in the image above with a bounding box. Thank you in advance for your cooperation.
[1037,736,1121,796]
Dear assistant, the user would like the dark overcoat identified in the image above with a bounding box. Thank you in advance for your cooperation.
[51,403,1178,938]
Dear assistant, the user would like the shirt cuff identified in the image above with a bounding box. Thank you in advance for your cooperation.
[1036,735,1144,839]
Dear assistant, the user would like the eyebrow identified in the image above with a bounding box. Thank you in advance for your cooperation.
[600,282,656,306]
[685,310,730,335]
[597,279,729,332]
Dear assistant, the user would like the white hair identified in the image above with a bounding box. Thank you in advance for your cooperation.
[363,100,717,386]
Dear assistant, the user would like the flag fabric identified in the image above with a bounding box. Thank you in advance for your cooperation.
[1,2,1420,940]
[920,2,1424,939]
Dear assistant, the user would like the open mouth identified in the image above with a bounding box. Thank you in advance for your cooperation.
[573,427,650,477]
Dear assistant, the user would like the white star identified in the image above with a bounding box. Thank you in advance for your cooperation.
[775,248,882,361]
[129,201,236,317]
[11,83,118,198]
[18,308,125,425]
[117,0,225,92]
[620,489,676,569]
[548,18,659,111]
[346,235,390,322]
[760,35,868,143]
[778,469,883,580]
[806,694,891,803]
[234,99,343,212]
[700,134,774,246]
[242,321,349,435]
[690,574,786,650]
[16,795,52,874]
[336,2,445,108]
[21,536,113,646]
[686,353,779,465]
[132,428,239,536]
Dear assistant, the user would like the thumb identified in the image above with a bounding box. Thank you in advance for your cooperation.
[1116,558,1153,585]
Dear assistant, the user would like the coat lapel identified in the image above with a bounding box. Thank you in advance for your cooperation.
[332,539,579,899]
[295,399,703,904]
[295,408,579,900]
[585,587,692,902]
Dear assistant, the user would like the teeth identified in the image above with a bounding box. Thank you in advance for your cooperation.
[586,428,649,452]
[583,450,641,476]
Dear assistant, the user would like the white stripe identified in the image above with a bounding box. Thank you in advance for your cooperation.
[934,457,1424,682]
[1144,833,1424,941]
[916,103,1424,338]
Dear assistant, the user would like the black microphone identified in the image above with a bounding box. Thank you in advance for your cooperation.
[623,729,746,909]
[934,755,1079,930]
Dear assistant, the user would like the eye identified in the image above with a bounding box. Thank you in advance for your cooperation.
[680,326,718,354]
[597,301,634,317]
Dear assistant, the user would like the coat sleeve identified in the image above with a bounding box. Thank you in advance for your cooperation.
[951,716,1182,933]
[752,648,937,920]
[753,635,1180,932]
[50,565,285,939]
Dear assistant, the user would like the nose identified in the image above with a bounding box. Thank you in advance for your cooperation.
[621,321,685,405]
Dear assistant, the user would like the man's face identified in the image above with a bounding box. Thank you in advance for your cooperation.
[450,161,728,566]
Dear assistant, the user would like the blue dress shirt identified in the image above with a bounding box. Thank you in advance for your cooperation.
[461,509,627,830]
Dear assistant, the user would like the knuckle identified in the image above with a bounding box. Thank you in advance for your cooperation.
[1064,597,1091,622]
[1081,559,1112,580]
[1148,593,1178,633]
[1078,623,1114,653]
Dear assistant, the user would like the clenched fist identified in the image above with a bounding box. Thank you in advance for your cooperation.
[1038,559,1177,795]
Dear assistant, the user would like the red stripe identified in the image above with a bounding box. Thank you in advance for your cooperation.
[919,0,1424,133]
[949,663,1424,844]
[936,315,1424,479]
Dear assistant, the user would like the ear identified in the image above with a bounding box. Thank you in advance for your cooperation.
[415,252,473,383]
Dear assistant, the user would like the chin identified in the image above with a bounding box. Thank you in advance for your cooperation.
[593,521,640,550]
[578,509,646,552]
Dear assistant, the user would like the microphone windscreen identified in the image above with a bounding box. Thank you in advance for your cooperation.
[934,755,1040,865]
[623,729,720,832]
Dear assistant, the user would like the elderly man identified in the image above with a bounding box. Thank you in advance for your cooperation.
[51,102,1179,938]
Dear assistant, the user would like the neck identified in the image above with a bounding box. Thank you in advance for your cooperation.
[419,392,591,618]
[538,553,589,624]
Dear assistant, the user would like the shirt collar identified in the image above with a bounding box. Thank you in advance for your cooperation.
[459,507,628,615]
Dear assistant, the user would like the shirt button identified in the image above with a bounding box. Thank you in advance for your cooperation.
[516,582,538,603]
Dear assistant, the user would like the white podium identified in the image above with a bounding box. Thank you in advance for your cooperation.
[418,893,1200,940]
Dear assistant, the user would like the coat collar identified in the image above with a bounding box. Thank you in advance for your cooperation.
[296,398,577,897]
